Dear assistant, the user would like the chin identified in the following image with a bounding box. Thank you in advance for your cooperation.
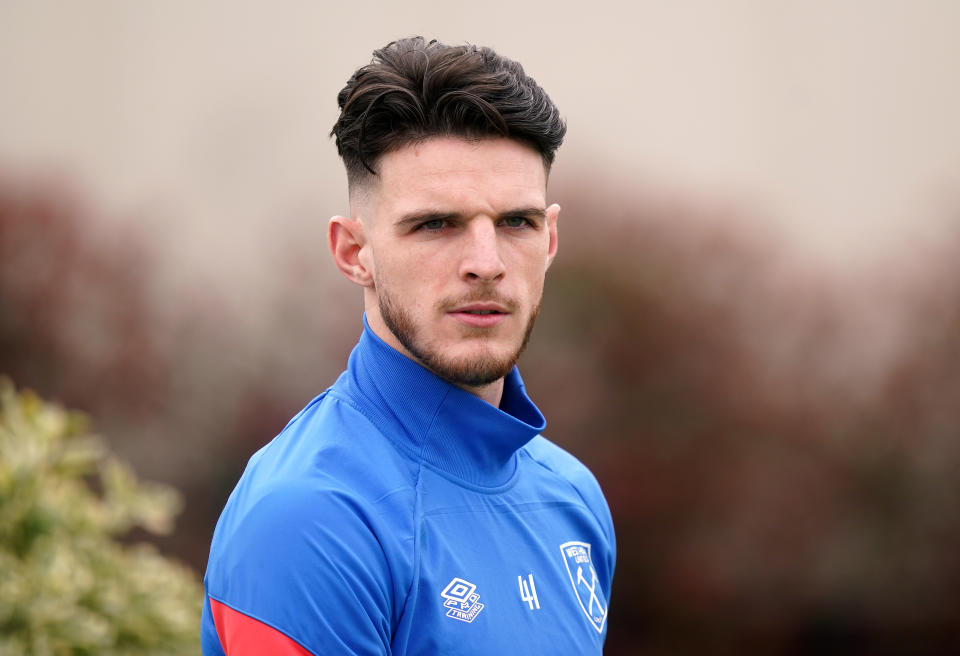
[420,341,519,388]
[377,292,536,387]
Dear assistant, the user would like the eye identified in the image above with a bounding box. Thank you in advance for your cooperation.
[502,215,533,229]
[417,218,447,231]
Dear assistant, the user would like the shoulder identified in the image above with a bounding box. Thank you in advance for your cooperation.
[522,435,605,500]
[205,472,415,655]
[204,395,420,651]
[210,388,421,580]
[250,390,418,504]
[213,476,407,559]
[207,476,414,601]
[521,435,616,547]
[223,386,420,542]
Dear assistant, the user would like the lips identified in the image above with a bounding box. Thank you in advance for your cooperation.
[448,303,511,327]
[452,303,509,315]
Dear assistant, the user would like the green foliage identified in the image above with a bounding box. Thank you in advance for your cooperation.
[0,380,201,655]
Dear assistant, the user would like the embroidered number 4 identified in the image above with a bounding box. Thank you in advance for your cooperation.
[518,574,540,610]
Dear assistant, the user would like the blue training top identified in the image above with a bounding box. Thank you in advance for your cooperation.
[202,317,616,654]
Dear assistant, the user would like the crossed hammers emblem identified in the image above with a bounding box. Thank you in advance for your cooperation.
[576,565,606,618]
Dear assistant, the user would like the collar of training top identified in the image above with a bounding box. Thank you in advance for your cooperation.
[342,314,547,488]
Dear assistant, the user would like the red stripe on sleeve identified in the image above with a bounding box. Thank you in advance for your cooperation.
[210,598,313,656]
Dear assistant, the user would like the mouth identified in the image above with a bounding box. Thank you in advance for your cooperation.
[448,303,511,327]
[451,302,510,315]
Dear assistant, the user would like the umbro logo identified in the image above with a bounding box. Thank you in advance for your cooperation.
[440,577,485,623]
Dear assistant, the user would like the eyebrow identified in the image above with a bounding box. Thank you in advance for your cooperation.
[395,207,547,228]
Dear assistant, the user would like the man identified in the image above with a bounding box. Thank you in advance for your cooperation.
[201,37,615,655]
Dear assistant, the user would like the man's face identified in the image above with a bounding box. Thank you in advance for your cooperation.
[357,137,559,390]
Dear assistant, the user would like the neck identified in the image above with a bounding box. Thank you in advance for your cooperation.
[460,378,504,407]
[346,318,547,487]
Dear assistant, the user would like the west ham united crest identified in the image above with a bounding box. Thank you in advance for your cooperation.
[560,541,607,633]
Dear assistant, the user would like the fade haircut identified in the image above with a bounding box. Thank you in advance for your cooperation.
[331,37,566,189]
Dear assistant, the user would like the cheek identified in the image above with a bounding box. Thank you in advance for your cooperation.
[514,250,550,290]
[375,254,440,302]
[527,277,546,303]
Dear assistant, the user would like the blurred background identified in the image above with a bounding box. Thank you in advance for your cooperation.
[2,1,960,653]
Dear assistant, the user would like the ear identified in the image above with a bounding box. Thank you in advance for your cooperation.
[545,203,560,270]
[328,215,374,287]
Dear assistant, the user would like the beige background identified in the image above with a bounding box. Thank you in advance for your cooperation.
[2,0,959,280]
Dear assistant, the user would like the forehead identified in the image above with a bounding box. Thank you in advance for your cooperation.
[370,137,547,219]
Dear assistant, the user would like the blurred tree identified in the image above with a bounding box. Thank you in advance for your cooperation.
[0,380,201,654]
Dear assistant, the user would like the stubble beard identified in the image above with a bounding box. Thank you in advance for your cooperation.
[378,286,541,389]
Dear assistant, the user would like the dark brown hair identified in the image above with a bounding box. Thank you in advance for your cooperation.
[331,37,566,186]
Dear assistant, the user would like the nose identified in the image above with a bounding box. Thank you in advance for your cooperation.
[459,220,505,283]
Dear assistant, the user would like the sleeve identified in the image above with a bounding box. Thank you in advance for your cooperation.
[205,596,313,655]
[202,482,400,656]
